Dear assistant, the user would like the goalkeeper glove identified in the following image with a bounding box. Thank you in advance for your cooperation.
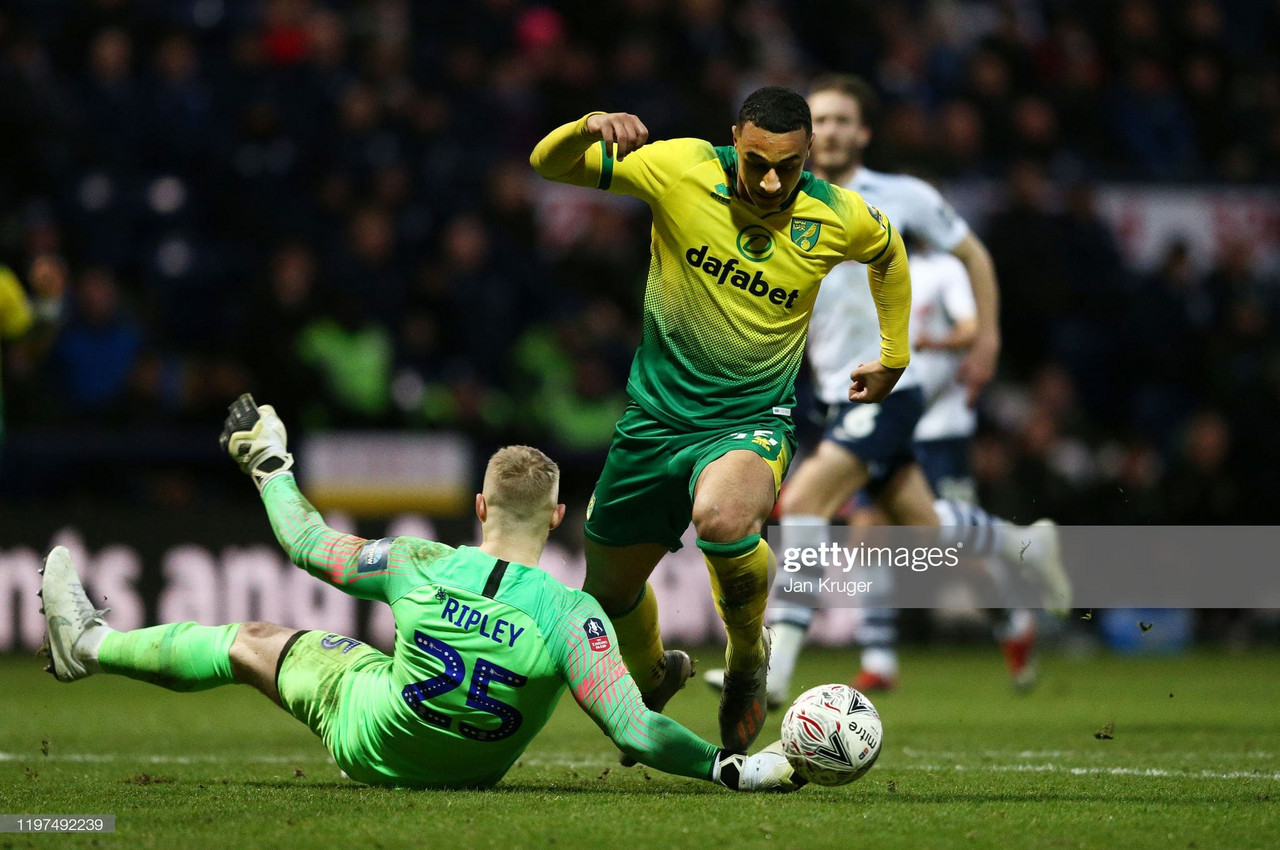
[219,393,294,491]
[712,741,807,793]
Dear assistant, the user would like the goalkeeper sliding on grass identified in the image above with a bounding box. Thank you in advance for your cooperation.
[39,394,802,792]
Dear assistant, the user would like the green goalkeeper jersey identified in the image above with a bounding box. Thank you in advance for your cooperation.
[262,475,720,788]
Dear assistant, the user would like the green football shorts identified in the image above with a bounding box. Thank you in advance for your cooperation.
[276,630,388,753]
[584,402,795,551]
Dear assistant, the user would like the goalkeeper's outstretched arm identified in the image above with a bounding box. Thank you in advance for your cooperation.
[548,592,803,792]
[220,394,395,602]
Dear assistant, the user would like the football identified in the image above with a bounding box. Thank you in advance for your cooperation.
[780,684,883,786]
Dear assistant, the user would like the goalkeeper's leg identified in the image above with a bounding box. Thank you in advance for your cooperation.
[42,545,296,700]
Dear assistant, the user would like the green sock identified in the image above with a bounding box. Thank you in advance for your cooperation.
[97,623,240,692]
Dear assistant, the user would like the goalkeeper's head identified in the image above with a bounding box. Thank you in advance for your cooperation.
[478,445,565,536]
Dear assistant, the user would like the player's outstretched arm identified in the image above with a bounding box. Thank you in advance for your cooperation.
[549,594,803,792]
[219,394,396,602]
[529,112,649,185]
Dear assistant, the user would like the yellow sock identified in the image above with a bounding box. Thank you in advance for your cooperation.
[609,583,666,693]
[700,535,775,673]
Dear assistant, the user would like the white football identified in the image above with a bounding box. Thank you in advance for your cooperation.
[780,684,882,786]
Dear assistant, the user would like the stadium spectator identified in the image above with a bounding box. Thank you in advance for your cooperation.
[50,266,140,417]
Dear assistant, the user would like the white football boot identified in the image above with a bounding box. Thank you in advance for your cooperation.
[41,546,111,682]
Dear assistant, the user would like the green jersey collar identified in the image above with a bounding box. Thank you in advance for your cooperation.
[713,145,811,216]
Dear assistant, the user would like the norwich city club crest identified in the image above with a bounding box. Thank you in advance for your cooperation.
[790,218,821,251]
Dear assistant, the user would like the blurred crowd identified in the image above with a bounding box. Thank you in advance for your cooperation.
[1,0,1278,521]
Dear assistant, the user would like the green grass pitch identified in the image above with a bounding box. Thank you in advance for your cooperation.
[2,646,1277,849]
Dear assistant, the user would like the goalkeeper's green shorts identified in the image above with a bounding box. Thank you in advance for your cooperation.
[584,402,794,552]
[277,630,386,735]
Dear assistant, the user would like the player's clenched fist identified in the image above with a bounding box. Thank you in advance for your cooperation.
[220,393,294,491]
[848,362,905,404]
[584,112,649,160]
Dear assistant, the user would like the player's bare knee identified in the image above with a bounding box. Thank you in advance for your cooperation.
[230,622,289,666]
[236,621,290,643]
[692,507,761,544]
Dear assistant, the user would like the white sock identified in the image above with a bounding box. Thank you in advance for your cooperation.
[1002,609,1036,642]
[766,621,806,699]
[77,624,111,672]
[860,646,899,678]
[934,498,1010,557]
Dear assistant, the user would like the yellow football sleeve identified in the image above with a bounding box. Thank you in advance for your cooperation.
[530,115,713,204]
[865,225,912,369]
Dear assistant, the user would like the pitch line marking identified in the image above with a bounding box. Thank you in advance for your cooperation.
[900,763,1280,781]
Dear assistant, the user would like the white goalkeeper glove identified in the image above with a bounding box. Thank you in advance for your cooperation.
[219,393,294,491]
[713,741,807,793]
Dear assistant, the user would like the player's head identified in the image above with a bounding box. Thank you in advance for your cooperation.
[732,86,813,210]
[478,445,566,534]
[807,74,879,176]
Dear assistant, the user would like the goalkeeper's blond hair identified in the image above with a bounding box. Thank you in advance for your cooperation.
[482,446,561,526]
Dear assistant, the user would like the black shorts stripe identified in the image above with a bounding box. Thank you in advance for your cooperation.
[274,629,310,694]
[482,559,509,599]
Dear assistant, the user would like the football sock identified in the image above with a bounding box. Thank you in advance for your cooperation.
[858,608,899,677]
[997,608,1036,643]
[860,645,899,679]
[97,623,240,692]
[766,620,806,696]
[933,498,1008,556]
[700,535,775,674]
[610,584,667,694]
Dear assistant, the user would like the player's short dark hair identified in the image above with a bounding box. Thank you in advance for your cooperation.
[808,73,881,129]
[737,86,812,135]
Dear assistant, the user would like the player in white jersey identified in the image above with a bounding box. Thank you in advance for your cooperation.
[893,248,1039,691]
[702,76,1069,705]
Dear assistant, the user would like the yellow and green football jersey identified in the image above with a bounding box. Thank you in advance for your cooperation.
[531,116,911,429]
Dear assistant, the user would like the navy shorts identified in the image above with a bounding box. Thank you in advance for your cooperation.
[914,437,976,503]
[822,387,925,494]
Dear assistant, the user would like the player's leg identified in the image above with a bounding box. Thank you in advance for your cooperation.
[917,437,1038,689]
[583,539,677,696]
[228,623,304,706]
[582,405,697,705]
[780,391,925,697]
[841,461,942,692]
[776,439,871,520]
[705,397,918,703]
[41,545,257,693]
[875,462,940,527]
[932,497,1070,615]
[767,440,871,698]
[692,449,780,672]
[691,448,779,751]
[585,539,693,767]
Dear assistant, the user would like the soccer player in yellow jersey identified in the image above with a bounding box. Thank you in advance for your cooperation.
[530,87,913,753]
